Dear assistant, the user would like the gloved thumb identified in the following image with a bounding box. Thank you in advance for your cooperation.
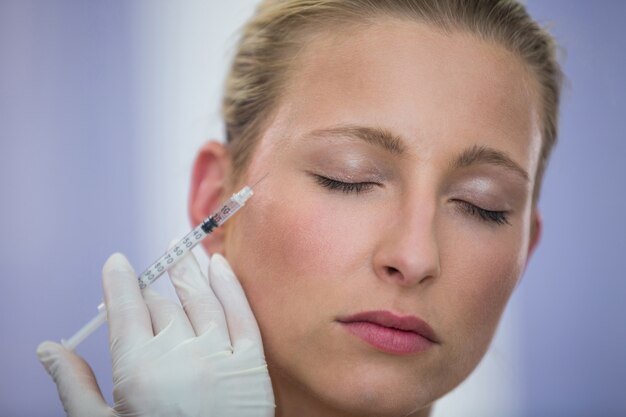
[37,341,111,417]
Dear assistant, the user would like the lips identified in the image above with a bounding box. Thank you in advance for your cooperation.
[337,310,438,355]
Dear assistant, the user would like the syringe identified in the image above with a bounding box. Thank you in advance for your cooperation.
[61,185,254,351]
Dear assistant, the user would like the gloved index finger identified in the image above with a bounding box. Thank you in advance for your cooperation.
[209,254,265,356]
[102,253,153,353]
[168,248,230,344]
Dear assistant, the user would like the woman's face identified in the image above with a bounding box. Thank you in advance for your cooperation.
[223,21,542,416]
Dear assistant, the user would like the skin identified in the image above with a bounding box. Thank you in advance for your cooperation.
[190,20,543,417]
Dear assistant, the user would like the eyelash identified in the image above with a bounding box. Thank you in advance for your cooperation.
[456,200,510,226]
[313,175,377,194]
[313,174,510,226]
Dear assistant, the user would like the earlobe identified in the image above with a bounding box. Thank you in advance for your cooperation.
[188,141,231,255]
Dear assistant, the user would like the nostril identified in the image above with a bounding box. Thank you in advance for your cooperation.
[385,266,400,276]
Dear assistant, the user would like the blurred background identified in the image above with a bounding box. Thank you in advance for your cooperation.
[1,1,624,416]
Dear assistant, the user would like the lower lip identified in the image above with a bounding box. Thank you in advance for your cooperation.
[340,321,434,355]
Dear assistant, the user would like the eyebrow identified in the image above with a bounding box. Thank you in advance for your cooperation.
[303,125,529,181]
[304,125,407,155]
[452,144,530,181]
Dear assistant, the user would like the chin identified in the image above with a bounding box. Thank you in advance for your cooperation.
[308,362,440,417]
[323,389,432,417]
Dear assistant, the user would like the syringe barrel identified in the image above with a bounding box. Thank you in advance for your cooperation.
[211,186,253,226]
[136,186,253,289]
[136,224,208,289]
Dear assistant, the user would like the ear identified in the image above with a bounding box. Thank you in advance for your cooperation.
[188,141,231,255]
[526,206,543,262]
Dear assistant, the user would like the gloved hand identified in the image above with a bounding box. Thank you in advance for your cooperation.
[37,251,275,417]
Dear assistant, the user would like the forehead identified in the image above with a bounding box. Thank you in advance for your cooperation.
[256,19,542,179]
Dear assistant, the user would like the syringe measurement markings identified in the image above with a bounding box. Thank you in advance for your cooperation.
[138,227,208,288]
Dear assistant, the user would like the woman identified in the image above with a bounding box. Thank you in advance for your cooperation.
[37,0,562,415]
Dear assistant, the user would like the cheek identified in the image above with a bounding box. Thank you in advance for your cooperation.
[240,195,363,279]
[224,189,375,330]
[438,224,527,355]
[462,247,522,323]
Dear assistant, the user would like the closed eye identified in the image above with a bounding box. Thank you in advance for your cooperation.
[455,200,511,226]
[312,174,378,194]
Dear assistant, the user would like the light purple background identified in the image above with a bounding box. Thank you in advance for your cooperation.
[1,1,624,416]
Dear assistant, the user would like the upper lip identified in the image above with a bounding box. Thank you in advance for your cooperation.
[337,310,439,343]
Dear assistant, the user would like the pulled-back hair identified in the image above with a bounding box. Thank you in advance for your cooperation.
[223,0,562,200]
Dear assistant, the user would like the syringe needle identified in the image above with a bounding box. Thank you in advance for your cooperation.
[251,172,269,189]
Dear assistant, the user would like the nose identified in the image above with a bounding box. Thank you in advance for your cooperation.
[373,198,441,287]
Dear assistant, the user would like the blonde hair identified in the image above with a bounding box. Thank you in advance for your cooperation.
[223,0,563,200]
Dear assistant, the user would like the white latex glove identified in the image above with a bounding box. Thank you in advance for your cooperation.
[37,251,275,417]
